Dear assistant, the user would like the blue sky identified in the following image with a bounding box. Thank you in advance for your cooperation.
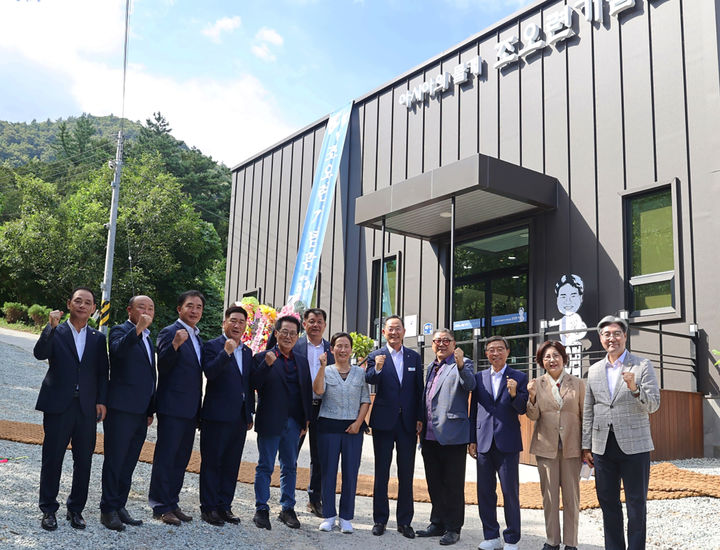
[0,0,530,165]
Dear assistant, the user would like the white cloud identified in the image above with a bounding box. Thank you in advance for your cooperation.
[255,27,284,46]
[251,44,276,62]
[251,27,283,63]
[442,0,530,11]
[0,0,294,165]
[202,15,242,44]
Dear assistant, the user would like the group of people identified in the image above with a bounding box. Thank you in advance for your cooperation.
[32,286,660,550]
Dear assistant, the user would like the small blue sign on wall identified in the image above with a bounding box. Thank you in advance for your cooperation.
[422,322,433,335]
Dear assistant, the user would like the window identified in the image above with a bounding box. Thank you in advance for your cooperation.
[370,254,400,341]
[624,182,679,318]
[243,287,261,303]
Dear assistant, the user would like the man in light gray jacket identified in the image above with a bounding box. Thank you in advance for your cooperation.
[416,329,476,546]
[582,315,660,550]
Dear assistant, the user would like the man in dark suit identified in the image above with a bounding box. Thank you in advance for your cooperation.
[100,295,157,531]
[469,335,529,550]
[365,314,423,539]
[148,290,205,526]
[33,286,109,531]
[251,315,313,531]
[417,329,476,546]
[293,307,334,517]
[199,305,255,527]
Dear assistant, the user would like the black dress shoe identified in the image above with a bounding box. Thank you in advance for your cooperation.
[372,523,386,536]
[201,510,225,526]
[397,524,415,539]
[173,507,192,522]
[306,500,323,518]
[66,511,86,529]
[253,508,271,530]
[417,523,446,537]
[153,511,181,526]
[439,531,460,545]
[100,510,126,532]
[41,512,57,531]
[219,509,241,524]
[542,545,560,550]
[118,507,142,526]
[278,508,300,529]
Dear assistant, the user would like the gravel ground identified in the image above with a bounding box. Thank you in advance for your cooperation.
[1,327,719,550]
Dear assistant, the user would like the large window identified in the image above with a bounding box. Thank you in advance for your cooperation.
[624,183,679,318]
[370,254,399,341]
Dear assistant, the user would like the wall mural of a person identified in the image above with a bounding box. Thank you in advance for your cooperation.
[548,274,587,376]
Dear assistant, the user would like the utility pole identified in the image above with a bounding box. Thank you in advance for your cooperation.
[99,132,123,334]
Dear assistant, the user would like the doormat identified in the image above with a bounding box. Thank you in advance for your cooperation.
[1,419,718,510]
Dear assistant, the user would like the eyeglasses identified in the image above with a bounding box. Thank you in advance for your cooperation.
[486,347,507,354]
[543,353,563,361]
[600,331,624,340]
[277,329,298,338]
[385,327,404,333]
[432,338,453,345]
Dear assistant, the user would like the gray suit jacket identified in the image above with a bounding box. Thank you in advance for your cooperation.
[422,358,476,446]
[582,351,660,455]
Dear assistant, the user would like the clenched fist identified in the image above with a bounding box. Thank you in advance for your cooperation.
[454,348,465,369]
[224,338,238,355]
[375,354,386,371]
[265,351,277,366]
[172,329,189,350]
[506,377,518,398]
[49,310,63,328]
[136,313,153,333]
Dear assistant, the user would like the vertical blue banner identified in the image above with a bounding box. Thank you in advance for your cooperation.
[287,102,353,309]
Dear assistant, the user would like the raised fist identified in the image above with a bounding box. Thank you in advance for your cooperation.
[264,351,277,367]
[506,377,518,398]
[49,310,63,328]
[136,313,153,332]
[375,354,386,371]
[319,352,327,367]
[527,379,537,400]
[224,338,238,355]
[172,329,189,350]
[454,348,465,368]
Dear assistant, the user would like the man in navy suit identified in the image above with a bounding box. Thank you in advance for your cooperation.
[100,295,157,531]
[469,335,529,550]
[148,290,205,526]
[365,314,423,538]
[33,286,109,531]
[251,315,313,531]
[199,305,255,527]
[294,307,334,517]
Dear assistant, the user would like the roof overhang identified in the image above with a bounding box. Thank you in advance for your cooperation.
[354,153,558,240]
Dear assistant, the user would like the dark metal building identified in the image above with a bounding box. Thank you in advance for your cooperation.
[227,0,720,455]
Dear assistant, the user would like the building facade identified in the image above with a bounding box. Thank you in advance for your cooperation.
[226,0,720,451]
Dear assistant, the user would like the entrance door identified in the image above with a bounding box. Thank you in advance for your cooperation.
[453,228,529,364]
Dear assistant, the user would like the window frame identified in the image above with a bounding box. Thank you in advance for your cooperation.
[621,178,681,322]
[370,251,402,340]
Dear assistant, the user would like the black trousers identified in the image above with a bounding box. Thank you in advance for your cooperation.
[421,439,467,533]
[297,399,322,504]
[199,419,247,512]
[372,417,416,526]
[39,399,97,514]
[593,430,650,550]
[100,408,148,513]
[148,413,196,514]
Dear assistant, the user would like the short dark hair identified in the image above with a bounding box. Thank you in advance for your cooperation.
[485,335,510,350]
[433,328,455,340]
[330,331,353,347]
[70,286,96,304]
[177,290,206,308]
[384,314,403,328]
[535,340,568,367]
[275,315,301,332]
[554,274,584,296]
[303,308,327,321]
[224,305,247,320]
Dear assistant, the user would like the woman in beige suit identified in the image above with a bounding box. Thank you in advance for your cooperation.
[527,340,585,550]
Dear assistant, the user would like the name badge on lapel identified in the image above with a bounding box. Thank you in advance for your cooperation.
[408,367,416,372]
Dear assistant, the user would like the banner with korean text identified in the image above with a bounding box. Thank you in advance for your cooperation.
[287,102,353,310]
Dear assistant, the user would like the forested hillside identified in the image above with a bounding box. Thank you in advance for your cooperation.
[0,113,232,337]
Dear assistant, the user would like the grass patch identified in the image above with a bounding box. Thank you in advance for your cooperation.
[0,319,44,335]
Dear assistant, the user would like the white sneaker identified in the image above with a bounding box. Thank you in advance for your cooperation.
[503,544,519,550]
[319,517,336,532]
[339,517,353,534]
[478,538,503,550]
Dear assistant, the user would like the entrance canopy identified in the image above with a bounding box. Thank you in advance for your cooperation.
[354,153,558,239]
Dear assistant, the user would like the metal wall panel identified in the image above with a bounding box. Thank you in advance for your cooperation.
[277,143,294,303]
[225,169,241,305]
[498,23,522,165]
[424,61,442,171]
[391,84,408,185]
[519,11,544,173]
[479,34,499,157]
[264,150,282,307]
[441,53,460,167]
[459,43,480,160]
[407,72,425,178]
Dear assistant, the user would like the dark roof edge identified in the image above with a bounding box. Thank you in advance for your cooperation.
[232,0,549,172]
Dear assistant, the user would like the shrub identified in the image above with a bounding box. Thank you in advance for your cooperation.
[350,331,375,363]
[3,302,29,324]
[28,304,52,326]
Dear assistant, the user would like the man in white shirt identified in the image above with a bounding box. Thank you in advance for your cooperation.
[582,315,660,550]
[293,308,334,517]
